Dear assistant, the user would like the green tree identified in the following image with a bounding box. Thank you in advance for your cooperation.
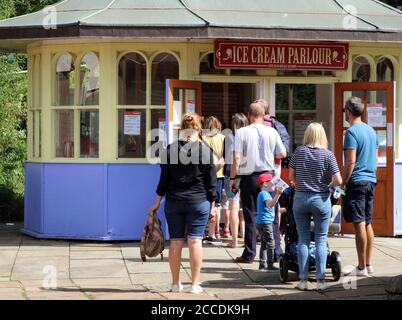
[0,0,58,221]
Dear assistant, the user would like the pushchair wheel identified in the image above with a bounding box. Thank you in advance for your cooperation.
[279,255,289,283]
[330,251,342,281]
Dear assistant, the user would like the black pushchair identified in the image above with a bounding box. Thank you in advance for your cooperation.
[278,188,342,283]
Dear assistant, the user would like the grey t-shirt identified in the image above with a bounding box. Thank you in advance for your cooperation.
[234,123,286,175]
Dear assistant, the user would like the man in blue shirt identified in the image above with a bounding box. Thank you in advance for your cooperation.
[342,96,378,277]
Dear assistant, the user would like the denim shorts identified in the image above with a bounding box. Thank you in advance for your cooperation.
[224,176,240,201]
[164,200,210,240]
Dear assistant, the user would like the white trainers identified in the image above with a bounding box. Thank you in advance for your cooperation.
[295,280,309,291]
[170,283,183,293]
[366,265,374,274]
[189,284,203,294]
[316,281,330,291]
[343,266,369,277]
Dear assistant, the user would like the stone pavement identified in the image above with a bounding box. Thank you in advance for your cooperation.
[0,223,401,300]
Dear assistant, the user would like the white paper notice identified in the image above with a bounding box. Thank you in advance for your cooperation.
[270,175,289,190]
[173,100,182,125]
[159,118,166,133]
[186,99,196,114]
[294,116,314,145]
[124,112,141,136]
[367,103,386,128]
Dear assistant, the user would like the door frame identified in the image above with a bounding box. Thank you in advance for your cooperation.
[334,81,395,236]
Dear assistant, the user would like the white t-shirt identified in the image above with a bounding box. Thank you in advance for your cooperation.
[234,123,286,175]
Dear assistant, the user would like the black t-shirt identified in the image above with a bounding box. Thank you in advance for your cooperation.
[156,140,217,204]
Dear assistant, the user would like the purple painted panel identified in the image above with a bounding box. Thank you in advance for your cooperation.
[107,164,169,240]
[24,163,43,233]
[23,163,169,240]
[43,164,105,237]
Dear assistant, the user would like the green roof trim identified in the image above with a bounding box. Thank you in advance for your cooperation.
[1,0,402,50]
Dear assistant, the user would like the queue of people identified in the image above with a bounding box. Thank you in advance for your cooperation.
[150,96,378,293]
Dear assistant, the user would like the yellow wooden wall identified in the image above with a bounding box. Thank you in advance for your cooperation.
[26,40,402,163]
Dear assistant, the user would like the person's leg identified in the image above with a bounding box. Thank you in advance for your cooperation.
[164,201,186,286]
[343,182,367,269]
[354,222,367,269]
[229,199,240,247]
[310,194,331,281]
[257,225,267,268]
[188,238,203,285]
[365,183,375,268]
[366,223,374,267]
[266,224,276,269]
[239,208,245,238]
[185,201,210,287]
[292,192,311,280]
[207,206,217,238]
[169,240,185,284]
[239,175,257,261]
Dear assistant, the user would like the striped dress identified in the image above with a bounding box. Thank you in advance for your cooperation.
[289,145,339,193]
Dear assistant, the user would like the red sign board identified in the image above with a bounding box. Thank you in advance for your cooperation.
[214,40,349,71]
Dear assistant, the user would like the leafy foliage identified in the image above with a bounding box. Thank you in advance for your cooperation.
[0,1,58,221]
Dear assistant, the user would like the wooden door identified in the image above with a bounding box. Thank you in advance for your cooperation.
[166,80,202,144]
[334,82,395,236]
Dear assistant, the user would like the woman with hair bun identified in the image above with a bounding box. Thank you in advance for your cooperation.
[150,113,217,294]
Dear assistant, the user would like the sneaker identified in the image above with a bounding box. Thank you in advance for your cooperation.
[207,237,222,246]
[202,236,212,244]
[170,283,183,293]
[343,266,369,277]
[295,280,309,291]
[366,265,374,274]
[259,262,267,270]
[267,265,279,273]
[189,284,203,294]
[222,230,231,238]
[316,281,329,291]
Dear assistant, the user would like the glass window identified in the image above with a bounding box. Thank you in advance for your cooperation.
[118,53,147,105]
[352,56,371,82]
[80,110,99,158]
[150,109,166,158]
[275,84,317,153]
[118,109,146,158]
[80,53,100,106]
[151,53,179,105]
[55,53,75,106]
[199,53,225,75]
[55,110,74,157]
[377,57,394,82]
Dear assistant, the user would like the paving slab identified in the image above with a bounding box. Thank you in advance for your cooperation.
[0,288,25,300]
[130,272,191,287]
[70,250,123,260]
[17,248,70,258]
[125,260,171,274]
[70,259,128,279]
[72,277,133,287]
[11,256,69,280]
[160,292,218,300]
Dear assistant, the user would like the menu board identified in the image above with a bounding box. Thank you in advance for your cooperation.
[367,103,386,128]
[186,99,196,114]
[124,111,141,136]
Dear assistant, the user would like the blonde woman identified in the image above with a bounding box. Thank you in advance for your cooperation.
[150,113,216,294]
[289,123,342,291]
